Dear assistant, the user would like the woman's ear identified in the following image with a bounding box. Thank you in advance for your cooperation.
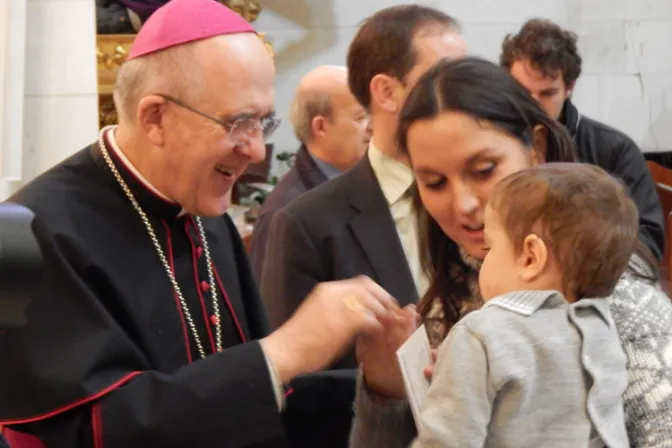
[370,74,401,114]
[528,124,548,166]
[518,233,548,283]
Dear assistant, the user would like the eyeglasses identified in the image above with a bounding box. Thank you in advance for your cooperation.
[157,94,281,142]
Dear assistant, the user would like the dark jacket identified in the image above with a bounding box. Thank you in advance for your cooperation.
[561,100,665,260]
[260,155,418,448]
[250,145,327,282]
[260,154,417,345]
[1,143,286,447]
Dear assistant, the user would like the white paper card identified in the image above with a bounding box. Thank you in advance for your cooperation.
[396,324,432,431]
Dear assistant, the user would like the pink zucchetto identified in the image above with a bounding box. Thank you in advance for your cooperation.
[127,0,257,60]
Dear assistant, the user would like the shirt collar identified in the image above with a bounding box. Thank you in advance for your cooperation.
[571,298,612,327]
[485,289,612,326]
[485,290,561,315]
[308,151,343,180]
[367,141,414,205]
[106,127,172,202]
[99,126,186,218]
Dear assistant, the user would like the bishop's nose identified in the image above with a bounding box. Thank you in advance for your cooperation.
[233,137,267,165]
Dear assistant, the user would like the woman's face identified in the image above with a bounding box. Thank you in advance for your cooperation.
[407,110,538,260]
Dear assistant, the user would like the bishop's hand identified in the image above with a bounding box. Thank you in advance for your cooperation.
[260,275,398,385]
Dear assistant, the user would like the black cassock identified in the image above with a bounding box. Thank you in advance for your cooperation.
[0,139,290,447]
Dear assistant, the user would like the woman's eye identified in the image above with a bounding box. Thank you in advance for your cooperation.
[472,164,495,179]
[424,178,446,190]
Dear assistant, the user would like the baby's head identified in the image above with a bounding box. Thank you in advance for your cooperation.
[480,162,639,302]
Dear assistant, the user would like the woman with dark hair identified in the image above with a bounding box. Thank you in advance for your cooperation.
[350,57,672,447]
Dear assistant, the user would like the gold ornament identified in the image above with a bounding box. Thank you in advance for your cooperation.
[221,0,262,22]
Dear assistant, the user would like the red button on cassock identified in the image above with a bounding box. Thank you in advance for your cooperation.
[200,281,210,292]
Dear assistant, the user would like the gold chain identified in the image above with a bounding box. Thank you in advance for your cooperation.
[98,126,222,359]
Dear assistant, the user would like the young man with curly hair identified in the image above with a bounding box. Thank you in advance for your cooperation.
[500,18,665,262]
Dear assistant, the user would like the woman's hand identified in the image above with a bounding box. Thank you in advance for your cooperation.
[355,304,419,400]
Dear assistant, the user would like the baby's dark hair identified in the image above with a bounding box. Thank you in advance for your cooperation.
[489,162,639,299]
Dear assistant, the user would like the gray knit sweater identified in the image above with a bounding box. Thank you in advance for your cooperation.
[349,258,672,447]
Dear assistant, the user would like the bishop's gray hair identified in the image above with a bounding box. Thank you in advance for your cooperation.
[113,43,203,124]
[288,89,334,144]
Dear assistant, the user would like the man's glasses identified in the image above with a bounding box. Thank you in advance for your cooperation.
[157,94,281,142]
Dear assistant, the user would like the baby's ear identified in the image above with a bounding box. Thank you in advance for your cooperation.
[518,233,548,282]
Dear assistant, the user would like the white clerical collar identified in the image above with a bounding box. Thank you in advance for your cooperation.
[105,126,187,216]
[367,140,414,206]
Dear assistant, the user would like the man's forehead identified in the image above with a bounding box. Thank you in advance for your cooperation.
[199,34,275,101]
[512,58,563,86]
[414,27,465,54]
[403,31,465,85]
[204,72,275,119]
[171,34,275,119]
[303,73,349,103]
[198,33,270,65]
[221,90,275,118]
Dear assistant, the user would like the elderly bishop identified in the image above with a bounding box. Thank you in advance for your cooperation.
[0,0,398,446]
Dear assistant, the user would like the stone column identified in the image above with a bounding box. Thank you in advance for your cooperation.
[0,0,27,199]
[20,0,99,188]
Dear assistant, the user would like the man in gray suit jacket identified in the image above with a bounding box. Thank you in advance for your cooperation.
[261,5,468,366]
[250,65,371,281]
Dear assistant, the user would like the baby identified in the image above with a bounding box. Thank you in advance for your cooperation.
[414,163,634,448]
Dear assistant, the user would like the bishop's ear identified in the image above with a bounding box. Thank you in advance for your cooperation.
[517,233,548,283]
[136,95,168,147]
[370,74,401,114]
